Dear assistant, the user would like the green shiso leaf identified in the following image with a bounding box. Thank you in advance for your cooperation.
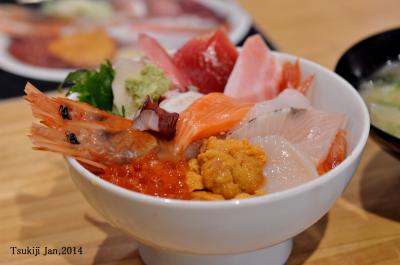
[61,61,115,111]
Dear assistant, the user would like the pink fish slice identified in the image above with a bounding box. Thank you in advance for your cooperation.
[138,33,190,91]
[224,34,282,102]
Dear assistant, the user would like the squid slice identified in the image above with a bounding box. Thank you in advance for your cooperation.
[250,135,318,193]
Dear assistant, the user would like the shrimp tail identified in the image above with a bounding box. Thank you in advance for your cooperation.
[297,74,315,94]
[317,130,347,175]
[278,58,300,92]
[278,59,314,94]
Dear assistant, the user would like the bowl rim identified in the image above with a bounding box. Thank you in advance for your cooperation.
[66,51,370,209]
[335,27,400,73]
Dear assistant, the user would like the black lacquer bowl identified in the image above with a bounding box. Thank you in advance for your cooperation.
[335,28,400,159]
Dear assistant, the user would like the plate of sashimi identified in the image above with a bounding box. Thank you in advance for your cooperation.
[25,29,348,201]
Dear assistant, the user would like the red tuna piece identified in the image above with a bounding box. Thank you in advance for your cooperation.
[173,28,238,93]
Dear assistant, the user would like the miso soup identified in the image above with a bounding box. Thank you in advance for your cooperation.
[360,62,400,138]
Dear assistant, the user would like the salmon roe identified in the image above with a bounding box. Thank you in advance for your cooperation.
[99,153,190,200]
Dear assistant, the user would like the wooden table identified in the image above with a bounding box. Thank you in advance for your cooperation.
[1,0,400,264]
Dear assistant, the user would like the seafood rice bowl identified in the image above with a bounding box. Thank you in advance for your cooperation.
[25,29,369,265]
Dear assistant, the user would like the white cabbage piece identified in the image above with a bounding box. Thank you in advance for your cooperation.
[112,58,145,118]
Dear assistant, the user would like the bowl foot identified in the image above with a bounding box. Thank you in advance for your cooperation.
[138,239,293,265]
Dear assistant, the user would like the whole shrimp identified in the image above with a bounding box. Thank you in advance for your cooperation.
[25,83,158,169]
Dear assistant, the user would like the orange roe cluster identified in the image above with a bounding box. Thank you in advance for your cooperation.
[100,153,190,200]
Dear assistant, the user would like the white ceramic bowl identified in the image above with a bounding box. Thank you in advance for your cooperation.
[66,52,370,265]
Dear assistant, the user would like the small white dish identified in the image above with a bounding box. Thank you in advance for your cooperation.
[0,34,75,82]
[207,0,252,45]
[65,52,370,265]
[0,0,251,82]
[141,0,252,48]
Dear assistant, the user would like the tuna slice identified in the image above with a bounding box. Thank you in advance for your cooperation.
[250,135,318,193]
[229,108,346,165]
[224,34,281,102]
[138,33,189,91]
[173,28,238,94]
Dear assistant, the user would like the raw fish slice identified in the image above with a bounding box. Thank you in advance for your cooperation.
[229,108,346,165]
[138,33,189,91]
[172,28,238,93]
[160,90,203,113]
[250,136,318,193]
[224,35,281,102]
[174,93,253,153]
[244,88,311,123]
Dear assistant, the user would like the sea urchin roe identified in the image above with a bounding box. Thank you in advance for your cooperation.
[99,152,190,200]
[189,137,267,199]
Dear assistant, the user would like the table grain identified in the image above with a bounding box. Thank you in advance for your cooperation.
[1,1,400,264]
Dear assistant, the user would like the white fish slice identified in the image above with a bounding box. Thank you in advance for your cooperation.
[250,135,318,193]
[229,108,346,165]
[244,88,311,123]
[160,90,203,113]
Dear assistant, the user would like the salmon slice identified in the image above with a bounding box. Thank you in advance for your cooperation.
[138,33,189,91]
[174,93,253,153]
[224,34,281,102]
[229,108,347,166]
[250,135,318,193]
